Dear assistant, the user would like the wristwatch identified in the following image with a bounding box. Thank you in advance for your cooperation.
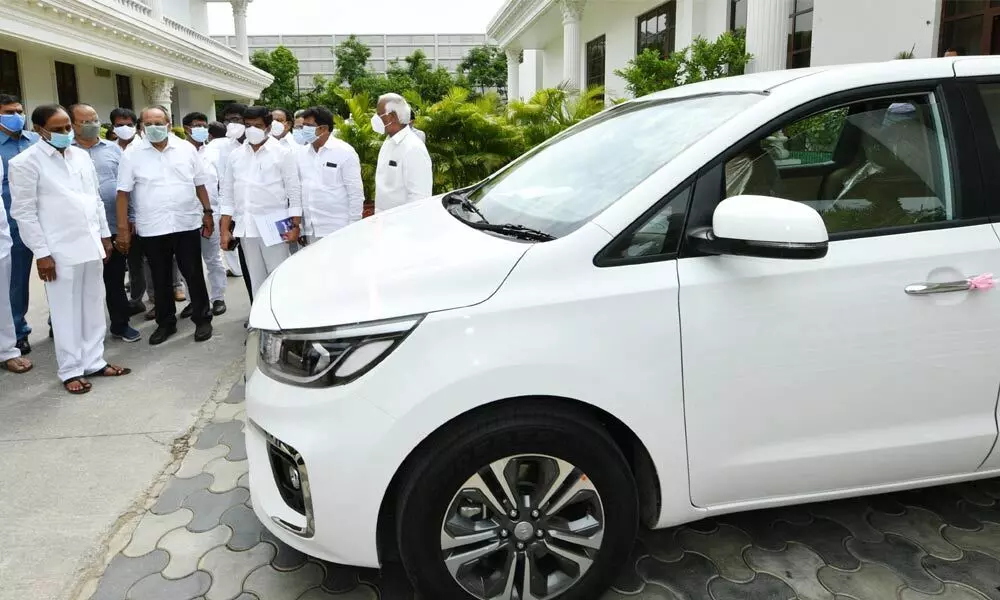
[203,208,214,214]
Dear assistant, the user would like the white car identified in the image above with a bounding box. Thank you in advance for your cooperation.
[245,56,1000,600]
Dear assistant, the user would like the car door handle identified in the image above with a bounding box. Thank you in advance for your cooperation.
[905,281,974,295]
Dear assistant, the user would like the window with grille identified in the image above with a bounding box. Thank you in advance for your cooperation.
[730,0,747,31]
[787,0,813,68]
[55,61,78,107]
[586,35,606,89]
[116,74,133,110]
[0,50,21,97]
[636,2,677,58]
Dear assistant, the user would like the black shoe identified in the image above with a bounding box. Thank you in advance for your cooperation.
[179,304,194,319]
[212,300,227,316]
[149,326,177,346]
[14,337,30,355]
[194,322,213,342]
[128,299,146,316]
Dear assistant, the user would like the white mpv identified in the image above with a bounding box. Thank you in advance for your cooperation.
[245,57,1000,599]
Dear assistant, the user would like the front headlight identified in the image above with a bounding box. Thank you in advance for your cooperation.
[257,315,423,388]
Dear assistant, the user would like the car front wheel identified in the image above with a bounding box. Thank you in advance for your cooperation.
[395,406,639,599]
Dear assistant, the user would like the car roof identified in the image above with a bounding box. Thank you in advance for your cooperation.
[635,56,1000,103]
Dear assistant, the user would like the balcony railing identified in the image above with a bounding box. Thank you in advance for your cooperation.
[107,0,152,17]
[163,17,244,61]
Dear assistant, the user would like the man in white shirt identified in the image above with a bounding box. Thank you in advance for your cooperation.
[409,108,426,143]
[9,105,129,393]
[220,106,302,296]
[181,111,227,318]
[270,108,295,148]
[218,103,254,304]
[0,162,31,375]
[296,106,365,244]
[373,93,433,212]
[115,106,216,346]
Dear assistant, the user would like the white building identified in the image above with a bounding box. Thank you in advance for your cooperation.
[490,0,977,101]
[212,33,489,91]
[0,0,272,123]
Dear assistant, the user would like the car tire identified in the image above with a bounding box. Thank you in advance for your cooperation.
[395,404,639,600]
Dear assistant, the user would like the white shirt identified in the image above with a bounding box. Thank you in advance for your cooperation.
[198,143,221,213]
[0,162,10,259]
[8,143,110,266]
[211,137,241,188]
[116,135,209,237]
[375,127,433,213]
[297,137,365,237]
[411,126,426,143]
[220,138,302,238]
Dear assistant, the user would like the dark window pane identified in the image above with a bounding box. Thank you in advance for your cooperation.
[55,61,78,107]
[586,35,606,88]
[792,11,813,52]
[945,0,988,15]
[941,15,984,56]
[791,50,811,68]
[116,74,133,110]
[794,0,813,12]
[730,0,748,30]
[0,50,21,98]
[636,2,676,57]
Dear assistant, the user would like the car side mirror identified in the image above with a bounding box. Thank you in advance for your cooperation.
[688,195,829,260]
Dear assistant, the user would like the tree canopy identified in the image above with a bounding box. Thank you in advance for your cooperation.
[458,45,508,95]
[250,46,300,109]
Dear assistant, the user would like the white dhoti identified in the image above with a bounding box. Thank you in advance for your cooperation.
[241,237,291,296]
[184,216,227,303]
[46,259,107,382]
[222,249,242,277]
[0,253,20,362]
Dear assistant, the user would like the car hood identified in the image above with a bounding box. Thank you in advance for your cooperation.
[262,198,531,330]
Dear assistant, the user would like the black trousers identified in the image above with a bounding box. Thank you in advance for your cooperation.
[143,229,212,328]
[103,235,131,332]
[127,233,146,302]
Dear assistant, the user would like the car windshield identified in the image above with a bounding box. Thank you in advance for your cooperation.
[462,93,764,239]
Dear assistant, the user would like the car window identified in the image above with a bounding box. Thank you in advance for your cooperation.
[976,83,1000,151]
[603,186,691,262]
[466,93,763,239]
[723,93,956,236]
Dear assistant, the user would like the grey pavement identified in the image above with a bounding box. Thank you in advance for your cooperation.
[0,264,250,600]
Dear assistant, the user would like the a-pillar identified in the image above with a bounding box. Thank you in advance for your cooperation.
[559,0,585,91]
[505,47,521,102]
[745,0,789,73]
[231,0,250,61]
[143,78,175,120]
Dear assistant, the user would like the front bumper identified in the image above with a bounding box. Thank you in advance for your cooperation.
[245,367,398,568]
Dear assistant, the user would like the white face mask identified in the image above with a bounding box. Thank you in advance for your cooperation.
[371,113,386,135]
[270,120,286,138]
[226,122,246,139]
[244,126,267,145]
[114,125,136,141]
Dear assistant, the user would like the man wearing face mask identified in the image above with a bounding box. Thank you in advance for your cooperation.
[70,104,141,343]
[115,106,216,345]
[291,110,307,145]
[220,106,301,296]
[373,93,432,213]
[9,104,131,394]
[180,112,228,318]
[269,108,293,147]
[0,94,38,356]
[218,103,254,304]
[110,107,138,153]
[296,106,364,244]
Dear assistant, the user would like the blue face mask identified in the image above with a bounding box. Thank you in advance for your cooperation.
[0,113,25,133]
[46,129,74,150]
[145,125,169,144]
[291,129,307,145]
[299,126,318,144]
[189,126,209,143]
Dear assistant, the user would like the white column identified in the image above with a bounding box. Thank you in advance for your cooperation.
[148,0,163,20]
[505,47,521,102]
[231,0,250,61]
[559,0,585,91]
[142,78,175,120]
[745,0,790,73]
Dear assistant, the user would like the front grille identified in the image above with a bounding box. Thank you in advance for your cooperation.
[267,439,306,515]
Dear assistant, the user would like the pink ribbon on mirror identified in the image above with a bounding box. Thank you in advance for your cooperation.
[967,273,996,290]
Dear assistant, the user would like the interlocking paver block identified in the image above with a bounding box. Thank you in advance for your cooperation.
[157,525,231,578]
[205,457,249,492]
[717,507,811,552]
[122,509,194,558]
[221,503,266,551]
[224,383,245,404]
[183,487,251,532]
[808,499,884,543]
[869,506,962,559]
[151,473,214,515]
[609,537,647,594]
[967,501,1000,527]
[237,471,250,489]
[708,572,796,600]
[356,565,414,600]
[676,524,753,583]
[125,570,211,600]
[213,401,244,423]
[243,562,325,600]
[300,585,381,599]
[772,516,858,570]
[200,542,274,600]
[194,420,244,451]
[846,534,943,593]
[923,551,1000,600]
[955,484,995,507]
[973,479,1000,500]
[261,529,309,571]
[91,549,169,600]
[602,588,678,600]
[817,563,906,599]
[892,488,983,531]
[175,446,230,479]
[900,583,991,600]
[745,542,834,600]
[944,522,1000,562]
[233,595,259,600]
[638,552,717,600]
[638,527,684,563]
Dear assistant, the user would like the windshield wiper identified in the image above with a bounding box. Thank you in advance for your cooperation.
[466,222,556,242]
[443,192,489,223]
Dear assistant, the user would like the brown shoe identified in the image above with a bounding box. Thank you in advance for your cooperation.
[174,289,186,302]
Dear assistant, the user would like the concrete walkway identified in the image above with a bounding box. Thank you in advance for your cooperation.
[0,267,250,600]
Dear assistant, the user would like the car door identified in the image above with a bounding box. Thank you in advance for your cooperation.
[678,81,1000,507]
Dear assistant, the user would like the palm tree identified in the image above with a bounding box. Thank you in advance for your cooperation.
[506,85,606,147]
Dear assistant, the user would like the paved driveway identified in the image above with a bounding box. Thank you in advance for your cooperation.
[80,381,1000,600]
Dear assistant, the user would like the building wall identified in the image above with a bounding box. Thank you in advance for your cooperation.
[162,0,193,27]
[541,38,564,90]
[811,0,941,65]
[519,49,543,99]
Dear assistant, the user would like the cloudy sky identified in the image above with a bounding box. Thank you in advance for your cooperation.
[208,0,508,35]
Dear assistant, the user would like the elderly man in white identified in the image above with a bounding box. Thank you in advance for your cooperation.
[372,93,433,213]
[0,162,31,375]
[296,106,364,244]
[219,105,301,296]
[9,104,130,394]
